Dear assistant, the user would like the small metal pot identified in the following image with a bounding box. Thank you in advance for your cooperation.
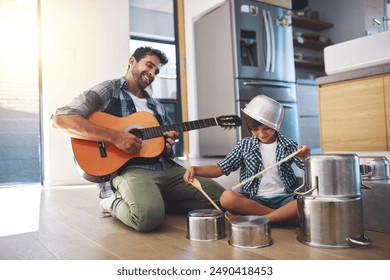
[228,216,272,248]
[359,156,390,181]
[187,209,226,241]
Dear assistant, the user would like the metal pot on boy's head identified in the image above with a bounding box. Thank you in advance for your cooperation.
[241,94,284,131]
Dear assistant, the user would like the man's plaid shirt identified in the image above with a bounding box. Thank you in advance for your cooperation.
[53,77,172,199]
[218,133,304,198]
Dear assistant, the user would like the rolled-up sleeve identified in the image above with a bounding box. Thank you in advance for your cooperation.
[52,80,115,118]
[218,141,243,176]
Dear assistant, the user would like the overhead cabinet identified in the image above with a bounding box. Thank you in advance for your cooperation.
[318,74,390,151]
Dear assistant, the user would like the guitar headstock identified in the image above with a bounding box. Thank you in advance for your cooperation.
[216,115,242,129]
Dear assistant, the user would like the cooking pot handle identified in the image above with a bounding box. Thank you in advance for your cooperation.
[361,181,372,190]
[294,183,317,196]
[348,235,371,246]
[294,175,318,195]
[360,164,373,179]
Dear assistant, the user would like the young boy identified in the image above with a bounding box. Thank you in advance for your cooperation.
[183,95,311,224]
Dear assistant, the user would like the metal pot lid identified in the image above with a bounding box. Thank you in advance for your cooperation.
[188,209,222,217]
[230,215,270,228]
[359,155,389,161]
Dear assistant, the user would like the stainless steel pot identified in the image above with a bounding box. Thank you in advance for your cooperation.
[187,209,226,241]
[241,95,284,131]
[228,216,272,248]
[297,195,371,248]
[295,154,365,198]
[359,156,390,181]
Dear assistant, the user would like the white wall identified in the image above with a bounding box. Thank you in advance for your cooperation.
[310,0,387,42]
[184,0,225,157]
[41,0,130,186]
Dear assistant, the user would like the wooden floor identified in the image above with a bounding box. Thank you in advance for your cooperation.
[0,183,389,260]
[1,157,389,260]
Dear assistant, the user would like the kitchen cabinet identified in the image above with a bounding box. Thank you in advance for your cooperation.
[318,74,389,151]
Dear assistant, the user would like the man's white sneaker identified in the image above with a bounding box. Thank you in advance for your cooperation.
[100,194,117,215]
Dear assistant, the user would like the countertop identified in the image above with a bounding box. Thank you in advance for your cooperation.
[316,63,390,85]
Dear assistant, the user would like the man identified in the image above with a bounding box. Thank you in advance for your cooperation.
[52,46,225,232]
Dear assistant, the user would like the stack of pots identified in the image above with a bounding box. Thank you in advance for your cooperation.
[295,154,371,248]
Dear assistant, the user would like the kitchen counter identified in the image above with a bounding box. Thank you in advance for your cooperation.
[316,63,390,85]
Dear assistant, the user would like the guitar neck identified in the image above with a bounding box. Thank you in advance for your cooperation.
[141,118,217,140]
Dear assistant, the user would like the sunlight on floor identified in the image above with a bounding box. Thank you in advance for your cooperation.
[0,184,41,237]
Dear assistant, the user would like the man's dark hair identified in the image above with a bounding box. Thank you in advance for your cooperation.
[132,46,169,66]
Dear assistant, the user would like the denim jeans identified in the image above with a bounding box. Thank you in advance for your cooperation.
[111,160,225,232]
[249,193,296,209]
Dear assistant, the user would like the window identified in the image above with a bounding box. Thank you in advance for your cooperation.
[129,0,183,156]
[0,0,40,186]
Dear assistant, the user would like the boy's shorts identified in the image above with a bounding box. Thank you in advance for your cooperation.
[244,193,296,209]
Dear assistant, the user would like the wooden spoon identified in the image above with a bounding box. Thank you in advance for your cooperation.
[190,178,222,211]
[190,178,231,222]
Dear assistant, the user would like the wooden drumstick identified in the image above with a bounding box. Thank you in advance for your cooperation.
[230,148,303,192]
[190,178,231,222]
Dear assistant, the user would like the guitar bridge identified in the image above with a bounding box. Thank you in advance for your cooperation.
[98,142,107,158]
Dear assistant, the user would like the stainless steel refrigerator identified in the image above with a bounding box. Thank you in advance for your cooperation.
[194,0,299,156]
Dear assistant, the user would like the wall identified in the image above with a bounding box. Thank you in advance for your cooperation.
[41,0,130,186]
[308,0,365,43]
[309,0,386,43]
[364,0,387,34]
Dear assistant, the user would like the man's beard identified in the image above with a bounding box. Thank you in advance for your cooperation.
[132,67,150,90]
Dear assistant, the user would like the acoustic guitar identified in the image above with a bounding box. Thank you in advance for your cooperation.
[71,111,241,183]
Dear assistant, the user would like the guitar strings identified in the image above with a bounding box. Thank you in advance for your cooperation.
[141,118,217,140]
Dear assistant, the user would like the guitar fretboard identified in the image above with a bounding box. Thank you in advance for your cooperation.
[141,118,217,140]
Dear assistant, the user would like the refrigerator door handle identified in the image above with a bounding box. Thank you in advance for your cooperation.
[266,10,275,73]
[243,81,293,88]
[262,9,271,72]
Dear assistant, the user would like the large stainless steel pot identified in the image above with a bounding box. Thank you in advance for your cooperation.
[360,156,390,181]
[187,209,226,241]
[228,215,272,248]
[297,195,371,248]
[295,154,365,198]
